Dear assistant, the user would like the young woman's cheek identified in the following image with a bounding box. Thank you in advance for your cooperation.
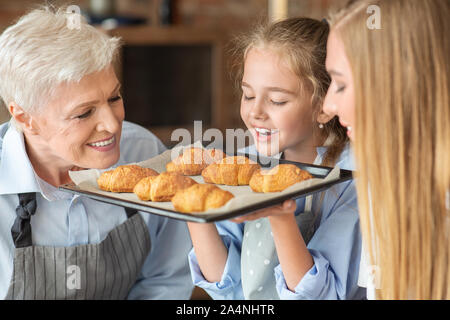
[347,89,356,127]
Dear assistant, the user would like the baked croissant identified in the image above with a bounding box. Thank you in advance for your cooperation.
[249,164,313,193]
[133,172,197,202]
[201,156,260,186]
[97,165,159,193]
[171,184,234,213]
[166,147,226,176]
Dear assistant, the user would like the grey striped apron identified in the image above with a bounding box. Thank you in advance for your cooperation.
[240,153,323,299]
[5,192,151,300]
[240,195,317,300]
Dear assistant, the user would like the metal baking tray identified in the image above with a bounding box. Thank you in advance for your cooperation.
[59,153,353,223]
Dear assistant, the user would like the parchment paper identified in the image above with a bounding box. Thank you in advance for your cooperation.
[68,147,340,215]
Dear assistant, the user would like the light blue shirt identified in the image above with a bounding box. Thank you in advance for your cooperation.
[188,144,365,300]
[0,120,194,300]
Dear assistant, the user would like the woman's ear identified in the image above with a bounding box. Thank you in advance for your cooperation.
[8,102,40,134]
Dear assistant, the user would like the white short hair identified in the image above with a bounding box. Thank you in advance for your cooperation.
[0,6,121,125]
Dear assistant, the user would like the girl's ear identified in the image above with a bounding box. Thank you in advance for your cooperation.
[317,108,335,125]
[9,102,40,135]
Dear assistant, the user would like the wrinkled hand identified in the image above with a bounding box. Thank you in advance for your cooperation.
[230,199,296,223]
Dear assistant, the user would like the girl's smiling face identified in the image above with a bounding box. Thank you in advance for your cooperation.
[323,30,355,141]
[240,47,317,158]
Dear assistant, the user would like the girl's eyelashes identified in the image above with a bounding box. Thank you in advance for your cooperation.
[243,95,287,106]
[270,100,287,106]
[242,91,287,106]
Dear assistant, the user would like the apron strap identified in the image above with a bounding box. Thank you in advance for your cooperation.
[11,192,37,248]
[11,193,137,248]
[124,207,138,218]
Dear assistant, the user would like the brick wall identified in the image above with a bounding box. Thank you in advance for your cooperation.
[0,0,347,129]
[0,0,347,30]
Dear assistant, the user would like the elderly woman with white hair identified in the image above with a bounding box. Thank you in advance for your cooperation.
[0,7,194,300]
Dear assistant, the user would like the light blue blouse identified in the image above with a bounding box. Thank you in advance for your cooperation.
[188,144,365,300]
[0,120,194,300]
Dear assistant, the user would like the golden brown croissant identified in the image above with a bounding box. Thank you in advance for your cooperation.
[166,147,226,175]
[249,164,313,193]
[133,172,197,202]
[97,165,159,193]
[171,184,234,213]
[201,156,260,186]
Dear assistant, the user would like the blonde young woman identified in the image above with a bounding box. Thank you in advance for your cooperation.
[323,0,449,299]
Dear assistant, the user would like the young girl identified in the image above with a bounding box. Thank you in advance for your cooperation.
[323,0,449,299]
[187,17,365,300]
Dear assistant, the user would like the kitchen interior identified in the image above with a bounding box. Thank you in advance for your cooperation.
[0,0,346,299]
[0,0,345,146]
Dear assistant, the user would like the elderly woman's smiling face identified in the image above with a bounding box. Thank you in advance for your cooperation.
[30,66,124,170]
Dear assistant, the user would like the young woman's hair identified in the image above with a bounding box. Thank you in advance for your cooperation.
[0,5,121,130]
[329,0,449,299]
[230,17,348,166]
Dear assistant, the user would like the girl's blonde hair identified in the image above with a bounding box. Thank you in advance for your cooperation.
[0,5,121,130]
[329,0,449,299]
[231,17,348,166]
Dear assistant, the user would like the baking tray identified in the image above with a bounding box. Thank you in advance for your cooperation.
[59,152,353,223]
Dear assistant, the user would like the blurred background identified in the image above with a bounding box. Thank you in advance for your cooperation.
[0,0,346,147]
[0,0,346,299]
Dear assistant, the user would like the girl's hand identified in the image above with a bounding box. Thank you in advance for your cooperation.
[186,222,228,282]
[230,199,296,223]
